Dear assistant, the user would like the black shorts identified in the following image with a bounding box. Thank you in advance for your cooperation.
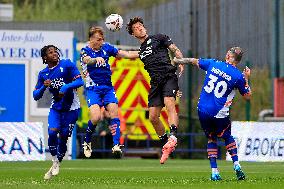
[148,75,179,107]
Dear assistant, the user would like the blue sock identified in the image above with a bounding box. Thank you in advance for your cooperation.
[207,141,218,168]
[224,135,238,162]
[57,128,69,162]
[109,118,120,145]
[85,120,96,143]
[48,129,58,157]
[57,137,67,162]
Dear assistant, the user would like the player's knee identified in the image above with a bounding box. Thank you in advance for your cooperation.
[108,111,118,119]
[164,98,176,108]
[59,134,68,142]
[90,116,101,124]
[48,128,58,137]
[149,114,159,124]
[208,138,217,143]
[221,133,232,141]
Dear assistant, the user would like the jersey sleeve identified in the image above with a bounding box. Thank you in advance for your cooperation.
[236,74,251,96]
[157,34,173,47]
[198,58,214,71]
[105,43,119,57]
[34,72,44,89]
[66,59,81,80]
[80,48,90,64]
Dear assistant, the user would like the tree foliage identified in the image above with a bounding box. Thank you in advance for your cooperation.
[13,0,105,21]
[11,0,171,21]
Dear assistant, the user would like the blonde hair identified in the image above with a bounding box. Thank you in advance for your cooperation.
[229,47,243,62]
[88,26,104,38]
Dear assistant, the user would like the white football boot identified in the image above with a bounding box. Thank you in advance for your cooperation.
[112,144,123,158]
[51,159,60,176]
[44,166,53,180]
[82,141,92,158]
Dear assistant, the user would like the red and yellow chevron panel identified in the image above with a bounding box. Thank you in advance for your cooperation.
[110,57,170,140]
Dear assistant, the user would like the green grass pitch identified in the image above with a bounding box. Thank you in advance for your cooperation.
[0,159,283,189]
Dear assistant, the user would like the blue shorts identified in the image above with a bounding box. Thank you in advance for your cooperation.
[86,85,118,107]
[198,110,231,140]
[48,109,80,137]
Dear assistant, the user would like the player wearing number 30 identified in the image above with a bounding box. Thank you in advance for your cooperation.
[174,47,251,181]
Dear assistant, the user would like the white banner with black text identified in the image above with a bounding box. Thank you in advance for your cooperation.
[226,122,284,162]
[0,122,45,161]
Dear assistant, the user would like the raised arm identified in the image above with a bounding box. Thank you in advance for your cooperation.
[117,50,139,59]
[168,44,184,76]
[168,44,183,59]
[242,66,252,100]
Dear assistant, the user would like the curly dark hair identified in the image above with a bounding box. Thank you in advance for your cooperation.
[126,16,144,35]
[229,47,243,62]
[40,45,60,64]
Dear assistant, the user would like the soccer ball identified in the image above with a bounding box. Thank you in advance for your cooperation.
[105,14,123,32]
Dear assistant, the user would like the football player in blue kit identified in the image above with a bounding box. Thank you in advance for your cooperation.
[174,47,251,181]
[80,26,139,158]
[33,45,84,180]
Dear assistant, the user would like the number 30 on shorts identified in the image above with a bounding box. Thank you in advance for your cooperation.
[204,74,227,98]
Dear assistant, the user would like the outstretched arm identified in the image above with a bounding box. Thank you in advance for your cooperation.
[116,50,139,59]
[173,57,200,67]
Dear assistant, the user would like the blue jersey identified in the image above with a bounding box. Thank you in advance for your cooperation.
[80,43,118,87]
[197,59,251,118]
[35,59,81,111]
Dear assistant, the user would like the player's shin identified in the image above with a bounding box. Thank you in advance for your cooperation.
[110,118,122,158]
[57,135,68,162]
[224,135,238,163]
[207,141,221,180]
[207,141,218,170]
[169,124,178,136]
[48,129,58,157]
[85,120,97,143]
[158,133,168,147]
[109,118,120,145]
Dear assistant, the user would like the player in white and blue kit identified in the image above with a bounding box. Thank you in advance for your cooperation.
[33,45,84,180]
[174,47,251,181]
[80,26,138,158]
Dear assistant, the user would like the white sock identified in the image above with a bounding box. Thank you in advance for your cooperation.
[234,161,240,167]
[52,156,58,162]
[212,168,219,174]
[169,135,177,141]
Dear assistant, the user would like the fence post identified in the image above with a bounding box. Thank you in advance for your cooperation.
[245,60,251,121]
[72,37,77,160]
[187,50,193,157]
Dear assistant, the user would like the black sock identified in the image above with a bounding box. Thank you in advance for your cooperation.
[170,124,178,136]
[159,133,168,146]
